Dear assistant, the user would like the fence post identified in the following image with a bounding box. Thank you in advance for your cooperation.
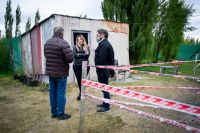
[79,61,87,133]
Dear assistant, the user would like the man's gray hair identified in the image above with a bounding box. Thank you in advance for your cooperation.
[53,26,64,35]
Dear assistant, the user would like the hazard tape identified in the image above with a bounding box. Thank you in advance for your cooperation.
[86,94,168,109]
[82,79,200,116]
[120,86,200,90]
[179,117,200,124]
[85,94,200,132]
[89,60,200,70]
[130,70,200,81]
[108,99,168,109]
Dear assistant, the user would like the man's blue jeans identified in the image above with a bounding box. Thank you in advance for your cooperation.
[49,76,67,116]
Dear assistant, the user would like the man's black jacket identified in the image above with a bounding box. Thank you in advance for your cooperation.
[95,39,115,77]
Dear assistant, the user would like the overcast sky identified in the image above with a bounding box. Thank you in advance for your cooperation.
[0,0,199,39]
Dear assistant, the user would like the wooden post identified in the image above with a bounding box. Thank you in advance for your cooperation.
[79,61,87,133]
[115,70,119,83]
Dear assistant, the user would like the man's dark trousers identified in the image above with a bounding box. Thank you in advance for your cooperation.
[97,75,110,108]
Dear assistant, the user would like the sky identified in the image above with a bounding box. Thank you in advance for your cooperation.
[0,0,199,40]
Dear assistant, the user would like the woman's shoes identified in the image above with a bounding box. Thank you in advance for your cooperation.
[77,95,81,100]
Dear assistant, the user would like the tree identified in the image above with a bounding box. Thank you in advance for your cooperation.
[182,37,200,44]
[0,30,2,38]
[15,4,21,37]
[101,0,159,64]
[4,0,13,38]
[35,9,40,24]
[0,38,11,71]
[101,0,194,63]
[153,0,194,62]
[25,17,31,31]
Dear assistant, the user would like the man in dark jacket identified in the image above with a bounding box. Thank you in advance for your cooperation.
[44,26,74,120]
[95,29,115,112]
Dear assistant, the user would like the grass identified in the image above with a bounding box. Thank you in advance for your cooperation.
[135,62,200,77]
[0,74,200,133]
[0,71,13,78]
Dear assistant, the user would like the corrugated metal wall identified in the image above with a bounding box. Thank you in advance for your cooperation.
[40,17,55,75]
[21,33,33,77]
[30,26,42,74]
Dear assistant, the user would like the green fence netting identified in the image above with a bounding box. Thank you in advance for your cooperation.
[177,44,200,60]
[0,37,24,74]
[12,37,24,75]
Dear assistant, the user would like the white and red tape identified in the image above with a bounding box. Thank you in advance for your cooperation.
[120,86,200,90]
[82,79,200,117]
[130,70,200,81]
[89,60,200,70]
[85,94,200,132]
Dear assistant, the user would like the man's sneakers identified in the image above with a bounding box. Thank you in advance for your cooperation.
[51,113,71,120]
[97,106,110,112]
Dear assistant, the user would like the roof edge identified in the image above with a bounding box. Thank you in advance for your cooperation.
[21,14,129,37]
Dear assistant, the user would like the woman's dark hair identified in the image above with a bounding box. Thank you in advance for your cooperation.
[97,29,109,39]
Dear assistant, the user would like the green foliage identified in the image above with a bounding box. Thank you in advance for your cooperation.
[15,5,21,37]
[0,30,2,38]
[182,37,200,45]
[25,17,31,31]
[136,62,200,77]
[101,0,159,64]
[34,9,40,24]
[0,38,11,72]
[159,0,194,62]
[4,0,13,38]
[101,0,194,64]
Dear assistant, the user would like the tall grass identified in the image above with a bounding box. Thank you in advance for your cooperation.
[135,62,200,77]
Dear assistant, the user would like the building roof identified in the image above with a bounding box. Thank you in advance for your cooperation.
[21,14,128,37]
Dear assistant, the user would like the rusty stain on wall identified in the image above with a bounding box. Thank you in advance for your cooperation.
[103,21,129,34]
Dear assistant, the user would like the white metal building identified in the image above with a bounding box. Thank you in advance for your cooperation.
[20,14,129,84]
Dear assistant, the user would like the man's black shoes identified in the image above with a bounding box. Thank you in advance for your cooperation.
[96,103,104,108]
[56,114,71,120]
[51,115,57,119]
[97,107,110,112]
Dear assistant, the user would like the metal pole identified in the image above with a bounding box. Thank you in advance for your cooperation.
[79,61,87,133]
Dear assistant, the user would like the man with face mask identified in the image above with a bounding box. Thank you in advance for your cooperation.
[95,29,115,112]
